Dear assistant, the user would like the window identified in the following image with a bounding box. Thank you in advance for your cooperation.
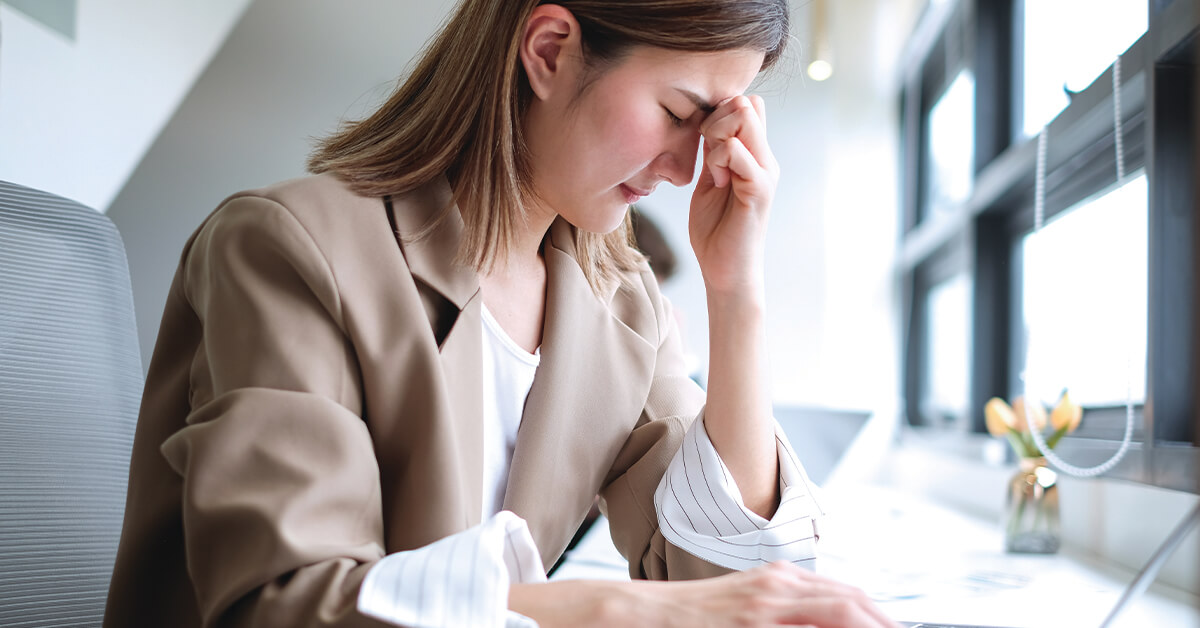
[925,71,976,217]
[1021,0,1148,136]
[898,0,1198,490]
[1019,174,1148,408]
[923,272,973,424]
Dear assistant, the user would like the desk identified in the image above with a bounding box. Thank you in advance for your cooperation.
[551,483,1200,627]
[818,482,1200,627]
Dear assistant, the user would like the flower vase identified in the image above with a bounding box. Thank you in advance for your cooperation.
[1005,457,1061,554]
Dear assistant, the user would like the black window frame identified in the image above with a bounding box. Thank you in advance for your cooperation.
[898,0,1199,493]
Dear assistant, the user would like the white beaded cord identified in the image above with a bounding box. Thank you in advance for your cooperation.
[1023,55,1135,477]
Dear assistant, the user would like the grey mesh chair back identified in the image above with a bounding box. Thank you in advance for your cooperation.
[0,181,142,627]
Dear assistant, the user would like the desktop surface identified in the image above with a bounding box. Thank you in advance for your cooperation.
[552,484,1200,627]
[816,482,1200,627]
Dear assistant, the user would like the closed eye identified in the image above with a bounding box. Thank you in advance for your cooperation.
[663,107,685,128]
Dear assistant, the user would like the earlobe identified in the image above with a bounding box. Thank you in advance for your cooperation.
[519,5,580,101]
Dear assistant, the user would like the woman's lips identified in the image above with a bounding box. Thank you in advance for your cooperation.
[619,184,651,204]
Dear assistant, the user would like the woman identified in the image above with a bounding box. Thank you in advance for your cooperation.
[105,1,896,626]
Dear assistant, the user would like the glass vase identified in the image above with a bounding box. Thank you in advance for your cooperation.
[1005,457,1061,554]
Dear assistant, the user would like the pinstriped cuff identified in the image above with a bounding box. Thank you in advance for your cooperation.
[653,409,825,571]
[357,511,544,627]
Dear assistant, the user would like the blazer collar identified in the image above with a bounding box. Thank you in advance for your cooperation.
[387,178,479,310]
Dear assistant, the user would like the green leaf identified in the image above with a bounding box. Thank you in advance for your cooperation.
[1006,429,1034,458]
[1023,431,1042,458]
[1046,424,1071,449]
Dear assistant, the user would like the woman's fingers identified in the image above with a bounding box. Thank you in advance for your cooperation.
[779,596,891,628]
[701,95,773,170]
[768,562,875,605]
[749,93,767,124]
[643,563,900,628]
[758,563,899,628]
[705,136,770,199]
[688,93,779,294]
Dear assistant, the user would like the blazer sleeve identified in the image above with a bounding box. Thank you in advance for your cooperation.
[158,194,390,628]
[598,282,735,581]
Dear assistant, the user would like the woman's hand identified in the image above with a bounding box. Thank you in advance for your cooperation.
[689,94,779,299]
[510,562,899,628]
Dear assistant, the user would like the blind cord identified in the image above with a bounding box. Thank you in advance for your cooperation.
[1023,55,1136,478]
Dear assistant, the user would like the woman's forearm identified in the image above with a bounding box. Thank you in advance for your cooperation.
[702,282,779,519]
[509,580,634,627]
[510,565,901,627]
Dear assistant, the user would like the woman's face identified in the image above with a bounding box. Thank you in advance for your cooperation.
[522,45,765,234]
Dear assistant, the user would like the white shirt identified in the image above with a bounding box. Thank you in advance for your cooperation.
[479,304,540,517]
[358,310,824,627]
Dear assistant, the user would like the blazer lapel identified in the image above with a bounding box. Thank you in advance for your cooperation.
[434,296,484,527]
[502,218,658,567]
[386,180,484,529]
[387,178,478,310]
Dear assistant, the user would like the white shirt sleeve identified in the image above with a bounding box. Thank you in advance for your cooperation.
[653,409,826,571]
[357,510,546,628]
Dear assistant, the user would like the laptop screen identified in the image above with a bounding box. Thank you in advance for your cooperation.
[773,405,871,486]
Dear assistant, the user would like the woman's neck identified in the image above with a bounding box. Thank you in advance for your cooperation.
[477,199,555,353]
[480,249,548,354]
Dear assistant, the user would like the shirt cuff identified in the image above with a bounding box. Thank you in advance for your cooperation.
[358,510,545,628]
[653,408,825,571]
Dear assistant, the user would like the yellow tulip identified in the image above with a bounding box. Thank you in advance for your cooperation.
[984,397,1017,437]
[1011,396,1047,433]
[1051,391,1083,433]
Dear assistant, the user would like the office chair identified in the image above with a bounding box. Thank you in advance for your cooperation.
[0,181,142,627]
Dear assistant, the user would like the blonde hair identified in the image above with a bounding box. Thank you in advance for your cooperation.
[308,0,789,294]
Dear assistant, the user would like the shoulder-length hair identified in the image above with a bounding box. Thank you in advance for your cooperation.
[308,0,790,295]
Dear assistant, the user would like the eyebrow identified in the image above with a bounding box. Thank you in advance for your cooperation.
[675,88,717,115]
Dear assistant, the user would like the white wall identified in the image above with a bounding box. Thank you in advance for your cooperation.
[0,0,252,211]
[106,0,458,365]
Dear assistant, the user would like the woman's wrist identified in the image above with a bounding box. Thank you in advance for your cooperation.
[509,581,634,627]
[704,278,766,318]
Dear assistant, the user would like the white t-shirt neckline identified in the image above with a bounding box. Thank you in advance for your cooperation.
[479,303,541,518]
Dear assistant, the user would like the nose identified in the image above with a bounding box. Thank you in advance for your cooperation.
[654,129,702,187]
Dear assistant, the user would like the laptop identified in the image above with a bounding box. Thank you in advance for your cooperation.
[772,405,871,487]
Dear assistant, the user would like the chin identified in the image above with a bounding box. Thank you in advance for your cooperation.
[563,203,630,235]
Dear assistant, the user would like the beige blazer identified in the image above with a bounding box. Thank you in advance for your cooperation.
[105,174,730,628]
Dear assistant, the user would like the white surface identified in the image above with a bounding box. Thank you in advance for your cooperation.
[552,485,1200,627]
[818,483,1200,628]
[881,437,1200,594]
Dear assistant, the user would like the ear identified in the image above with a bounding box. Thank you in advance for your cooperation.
[519,4,581,101]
